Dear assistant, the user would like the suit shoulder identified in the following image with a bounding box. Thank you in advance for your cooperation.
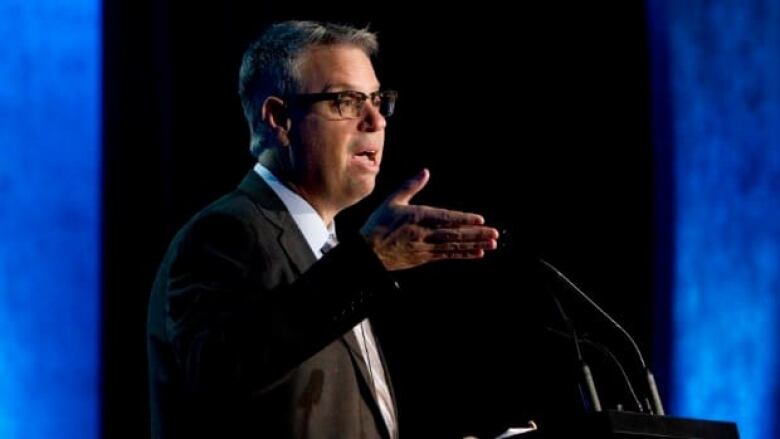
[198,190,265,225]
[161,190,265,255]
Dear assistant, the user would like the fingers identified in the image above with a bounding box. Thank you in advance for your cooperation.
[405,226,499,254]
[428,241,497,252]
[429,249,486,260]
[375,227,498,270]
[413,206,485,227]
[424,226,499,244]
[388,168,429,205]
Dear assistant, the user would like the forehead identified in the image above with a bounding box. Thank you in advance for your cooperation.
[295,44,379,93]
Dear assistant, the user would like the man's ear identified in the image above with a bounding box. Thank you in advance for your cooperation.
[261,96,292,146]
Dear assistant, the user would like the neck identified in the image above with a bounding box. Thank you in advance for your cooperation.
[257,149,337,227]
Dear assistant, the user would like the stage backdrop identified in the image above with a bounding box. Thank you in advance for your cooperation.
[0,0,101,437]
[650,1,780,439]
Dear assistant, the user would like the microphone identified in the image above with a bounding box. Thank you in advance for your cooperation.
[540,259,666,416]
[545,326,644,412]
[549,290,602,412]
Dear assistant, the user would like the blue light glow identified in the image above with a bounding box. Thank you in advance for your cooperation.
[650,2,780,439]
[0,0,101,437]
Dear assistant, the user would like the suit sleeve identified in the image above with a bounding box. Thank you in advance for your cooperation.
[164,211,398,396]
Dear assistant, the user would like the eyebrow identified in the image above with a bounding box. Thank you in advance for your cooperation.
[322,83,382,93]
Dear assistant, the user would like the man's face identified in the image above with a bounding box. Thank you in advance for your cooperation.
[288,44,386,218]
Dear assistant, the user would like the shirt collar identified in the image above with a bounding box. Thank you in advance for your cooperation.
[254,163,334,259]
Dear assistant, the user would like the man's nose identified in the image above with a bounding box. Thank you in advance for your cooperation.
[358,102,387,132]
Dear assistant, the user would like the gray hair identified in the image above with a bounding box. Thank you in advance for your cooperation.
[238,21,379,157]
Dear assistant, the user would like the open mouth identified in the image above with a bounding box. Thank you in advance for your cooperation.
[354,150,378,163]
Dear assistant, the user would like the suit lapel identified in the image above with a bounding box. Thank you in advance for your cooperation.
[341,330,393,439]
[371,328,399,426]
[237,170,315,275]
[341,329,377,400]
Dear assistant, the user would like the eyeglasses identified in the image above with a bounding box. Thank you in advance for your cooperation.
[285,90,398,119]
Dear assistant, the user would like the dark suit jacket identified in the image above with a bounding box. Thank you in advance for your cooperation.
[147,171,400,438]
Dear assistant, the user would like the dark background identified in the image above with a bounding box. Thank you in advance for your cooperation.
[102,1,653,437]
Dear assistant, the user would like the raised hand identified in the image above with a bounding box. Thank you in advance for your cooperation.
[360,169,499,271]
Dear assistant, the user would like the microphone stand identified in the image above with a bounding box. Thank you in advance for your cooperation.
[550,293,602,412]
[540,259,665,416]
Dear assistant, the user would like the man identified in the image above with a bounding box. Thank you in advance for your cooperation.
[147,20,499,438]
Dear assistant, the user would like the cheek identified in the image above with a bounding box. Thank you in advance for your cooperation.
[295,122,334,164]
[307,140,349,187]
[319,129,352,166]
[295,119,355,175]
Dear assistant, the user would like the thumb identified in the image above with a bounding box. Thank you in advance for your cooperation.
[389,168,430,205]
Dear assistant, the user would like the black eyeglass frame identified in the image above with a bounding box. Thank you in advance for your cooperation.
[283,90,398,119]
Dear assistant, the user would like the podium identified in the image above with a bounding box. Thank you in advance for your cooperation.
[541,410,740,439]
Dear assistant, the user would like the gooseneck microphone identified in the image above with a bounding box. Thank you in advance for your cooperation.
[550,292,602,412]
[540,259,666,416]
[546,326,644,412]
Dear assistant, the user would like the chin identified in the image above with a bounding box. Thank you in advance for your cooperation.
[346,177,376,205]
